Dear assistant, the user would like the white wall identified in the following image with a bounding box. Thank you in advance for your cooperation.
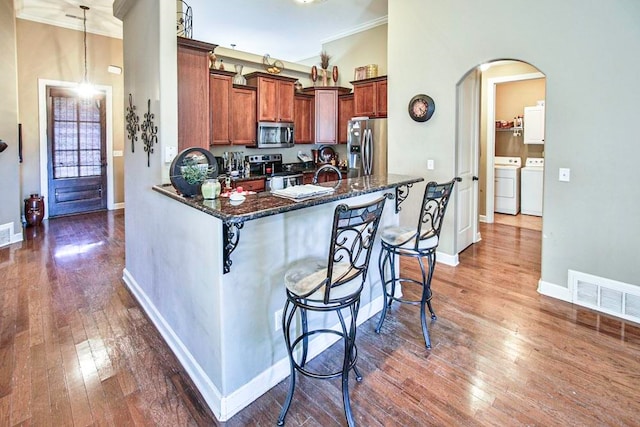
[0,0,22,244]
[388,0,640,288]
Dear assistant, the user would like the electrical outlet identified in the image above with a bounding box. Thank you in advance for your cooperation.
[274,309,283,331]
[559,168,571,182]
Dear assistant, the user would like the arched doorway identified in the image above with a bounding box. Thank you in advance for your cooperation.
[455,60,546,254]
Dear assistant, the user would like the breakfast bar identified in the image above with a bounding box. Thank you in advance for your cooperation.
[131,174,422,421]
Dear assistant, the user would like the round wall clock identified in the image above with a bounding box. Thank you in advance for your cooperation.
[408,94,435,122]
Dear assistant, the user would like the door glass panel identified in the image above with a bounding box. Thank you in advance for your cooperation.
[52,96,102,179]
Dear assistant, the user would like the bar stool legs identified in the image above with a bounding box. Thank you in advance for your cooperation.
[374,179,456,350]
[278,298,362,427]
[276,195,388,426]
[376,246,437,349]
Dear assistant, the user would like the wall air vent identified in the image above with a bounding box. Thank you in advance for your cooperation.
[569,270,640,324]
[0,223,11,247]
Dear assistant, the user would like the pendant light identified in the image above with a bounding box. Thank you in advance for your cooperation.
[77,5,95,98]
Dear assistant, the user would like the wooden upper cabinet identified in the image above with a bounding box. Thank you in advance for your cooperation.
[231,86,257,145]
[294,94,314,144]
[352,76,387,118]
[245,72,296,123]
[177,37,217,151]
[302,87,351,145]
[338,93,354,144]
[209,70,235,145]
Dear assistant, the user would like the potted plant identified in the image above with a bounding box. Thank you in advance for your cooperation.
[169,147,218,197]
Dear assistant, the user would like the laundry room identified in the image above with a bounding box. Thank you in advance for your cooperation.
[478,60,547,225]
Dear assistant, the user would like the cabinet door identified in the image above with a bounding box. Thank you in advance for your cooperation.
[524,105,545,144]
[315,89,338,144]
[338,94,354,144]
[277,81,295,122]
[231,88,256,145]
[294,95,314,144]
[353,81,376,118]
[375,80,387,118]
[210,73,232,145]
[236,178,265,192]
[256,77,278,122]
[177,46,210,151]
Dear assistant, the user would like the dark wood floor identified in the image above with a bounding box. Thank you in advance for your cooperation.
[1,211,639,426]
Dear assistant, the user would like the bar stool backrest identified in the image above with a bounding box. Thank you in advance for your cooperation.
[415,180,456,249]
[324,195,388,304]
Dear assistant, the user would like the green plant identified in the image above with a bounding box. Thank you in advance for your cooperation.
[179,155,214,185]
[320,51,331,69]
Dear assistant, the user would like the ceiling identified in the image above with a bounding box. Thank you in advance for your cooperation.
[15,0,388,62]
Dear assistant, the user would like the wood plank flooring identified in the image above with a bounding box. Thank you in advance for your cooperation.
[0,211,638,426]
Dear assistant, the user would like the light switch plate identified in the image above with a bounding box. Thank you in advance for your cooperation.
[427,159,435,170]
[559,168,571,182]
[113,150,123,157]
[165,146,177,163]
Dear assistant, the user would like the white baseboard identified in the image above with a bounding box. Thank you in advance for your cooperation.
[479,215,487,223]
[12,232,23,244]
[122,269,224,419]
[436,250,459,266]
[122,267,384,422]
[537,279,572,302]
[112,202,125,210]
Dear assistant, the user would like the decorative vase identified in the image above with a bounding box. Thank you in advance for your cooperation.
[311,66,318,86]
[208,51,217,69]
[321,68,328,86]
[332,66,339,85]
[201,179,221,200]
[233,65,246,85]
[24,194,45,227]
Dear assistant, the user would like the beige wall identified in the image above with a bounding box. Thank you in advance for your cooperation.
[322,23,388,87]
[390,0,640,290]
[15,19,125,205]
[0,0,21,238]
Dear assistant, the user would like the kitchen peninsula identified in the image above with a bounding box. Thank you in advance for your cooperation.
[128,174,422,421]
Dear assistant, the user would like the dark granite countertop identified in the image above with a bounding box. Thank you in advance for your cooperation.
[153,174,424,224]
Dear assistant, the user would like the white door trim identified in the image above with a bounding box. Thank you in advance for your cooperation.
[485,72,544,224]
[38,79,114,218]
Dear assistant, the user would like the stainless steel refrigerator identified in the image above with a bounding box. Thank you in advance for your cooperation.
[347,117,387,178]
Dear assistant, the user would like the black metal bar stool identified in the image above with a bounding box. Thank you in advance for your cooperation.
[278,195,389,427]
[375,180,455,349]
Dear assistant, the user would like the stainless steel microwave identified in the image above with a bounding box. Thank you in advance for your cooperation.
[253,122,294,149]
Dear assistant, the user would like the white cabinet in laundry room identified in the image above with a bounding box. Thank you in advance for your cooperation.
[524,104,545,144]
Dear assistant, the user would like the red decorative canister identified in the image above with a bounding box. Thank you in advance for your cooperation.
[24,194,45,227]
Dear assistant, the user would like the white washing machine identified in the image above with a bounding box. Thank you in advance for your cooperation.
[521,157,544,216]
[494,156,521,215]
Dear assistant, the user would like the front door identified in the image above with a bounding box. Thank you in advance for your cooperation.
[47,87,107,217]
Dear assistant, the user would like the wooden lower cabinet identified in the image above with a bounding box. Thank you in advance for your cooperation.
[234,178,265,192]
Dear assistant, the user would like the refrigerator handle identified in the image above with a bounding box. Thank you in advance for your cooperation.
[363,128,373,175]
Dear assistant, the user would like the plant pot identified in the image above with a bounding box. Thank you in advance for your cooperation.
[170,148,218,197]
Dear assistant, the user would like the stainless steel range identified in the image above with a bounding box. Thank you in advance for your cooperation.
[246,154,303,191]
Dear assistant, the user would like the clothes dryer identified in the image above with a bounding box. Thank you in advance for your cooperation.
[494,157,521,215]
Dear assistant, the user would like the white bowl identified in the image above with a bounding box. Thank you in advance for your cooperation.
[229,193,246,202]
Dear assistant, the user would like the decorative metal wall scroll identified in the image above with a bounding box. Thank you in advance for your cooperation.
[125,93,139,153]
[177,0,192,38]
[140,99,158,167]
[395,183,413,213]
